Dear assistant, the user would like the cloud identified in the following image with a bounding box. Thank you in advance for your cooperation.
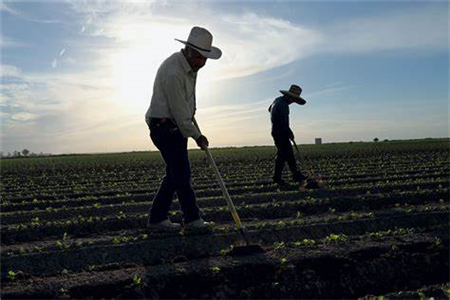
[0,35,27,48]
[63,2,446,83]
[1,2,60,23]
[306,84,352,99]
[10,112,38,121]
[51,48,76,69]
[0,68,145,153]
[0,64,22,77]
[51,59,58,68]
[64,1,323,81]
[207,14,323,80]
[1,1,447,153]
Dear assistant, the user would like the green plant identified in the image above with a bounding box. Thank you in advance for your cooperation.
[55,240,63,249]
[211,266,221,272]
[31,217,40,227]
[323,233,347,244]
[132,275,142,286]
[116,211,126,220]
[293,239,316,247]
[273,241,285,250]
[433,237,442,246]
[87,265,96,271]
[7,270,16,281]
[444,288,450,298]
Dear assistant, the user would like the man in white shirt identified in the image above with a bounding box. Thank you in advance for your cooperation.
[145,26,222,231]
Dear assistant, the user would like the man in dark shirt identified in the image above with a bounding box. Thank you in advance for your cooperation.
[269,84,307,186]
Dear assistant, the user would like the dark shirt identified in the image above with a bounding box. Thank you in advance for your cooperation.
[269,95,292,137]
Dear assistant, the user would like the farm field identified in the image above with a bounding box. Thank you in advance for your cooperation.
[1,138,449,299]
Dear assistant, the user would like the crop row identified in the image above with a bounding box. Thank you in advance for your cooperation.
[2,163,448,201]
[2,184,447,226]
[1,176,447,214]
[2,230,447,299]
[2,206,448,277]
[2,158,448,194]
[2,194,447,245]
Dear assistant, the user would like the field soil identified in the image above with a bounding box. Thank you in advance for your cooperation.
[1,139,449,299]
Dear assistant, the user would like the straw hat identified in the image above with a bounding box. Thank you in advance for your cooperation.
[280,84,306,105]
[175,26,222,60]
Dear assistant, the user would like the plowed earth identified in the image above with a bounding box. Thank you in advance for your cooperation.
[1,139,449,299]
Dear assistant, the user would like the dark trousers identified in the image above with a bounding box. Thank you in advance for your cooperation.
[273,134,304,182]
[148,121,200,224]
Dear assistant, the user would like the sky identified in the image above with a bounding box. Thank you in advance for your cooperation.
[0,0,448,154]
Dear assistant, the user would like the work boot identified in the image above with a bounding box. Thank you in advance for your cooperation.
[184,218,212,229]
[183,218,213,234]
[147,219,182,232]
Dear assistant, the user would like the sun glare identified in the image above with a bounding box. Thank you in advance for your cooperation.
[110,23,189,112]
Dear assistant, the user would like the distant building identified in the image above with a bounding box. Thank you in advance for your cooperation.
[315,138,322,145]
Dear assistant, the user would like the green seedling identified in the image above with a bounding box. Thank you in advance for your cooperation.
[116,211,126,220]
[7,270,16,281]
[293,239,316,247]
[211,266,221,272]
[323,233,347,244]
[273,242,285,250]
[132,275,142,286]
[433,237,442,246]
[31,217,40,227]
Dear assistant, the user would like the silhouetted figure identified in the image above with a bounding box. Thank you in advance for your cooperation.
[269,84,307,186]
[145,26,222,231]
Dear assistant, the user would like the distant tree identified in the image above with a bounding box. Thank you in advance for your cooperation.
[22,149,30,156]
[373,138,379,143]
[383,139,389,142]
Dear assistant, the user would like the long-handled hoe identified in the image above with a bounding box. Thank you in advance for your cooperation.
[290,138,326,189]
[193,118,264,256]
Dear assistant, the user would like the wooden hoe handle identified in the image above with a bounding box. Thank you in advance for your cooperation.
[192,118,244,229]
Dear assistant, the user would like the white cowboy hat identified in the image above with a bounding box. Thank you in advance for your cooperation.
[175,26,222,60]
[280,84,307,105]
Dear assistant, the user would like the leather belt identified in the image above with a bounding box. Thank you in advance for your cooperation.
[149,118,178,132]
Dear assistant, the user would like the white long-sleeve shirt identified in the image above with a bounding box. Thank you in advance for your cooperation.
[145,50,201,139]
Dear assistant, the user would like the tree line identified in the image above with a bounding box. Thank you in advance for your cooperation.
[0,149,51,158]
